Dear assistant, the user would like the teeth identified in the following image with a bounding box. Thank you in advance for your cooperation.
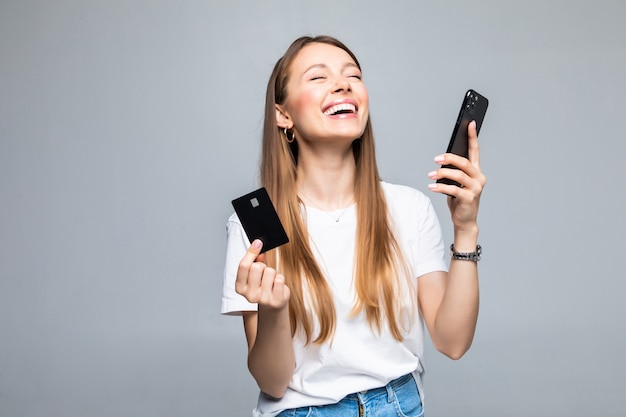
[323,103,356,116]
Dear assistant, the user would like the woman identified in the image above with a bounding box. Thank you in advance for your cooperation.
[221,35,486,417]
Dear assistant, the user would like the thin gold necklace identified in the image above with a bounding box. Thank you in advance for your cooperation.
[298,191,354,223]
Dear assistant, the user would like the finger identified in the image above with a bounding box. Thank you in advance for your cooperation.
[428,165,481,193]
[467,120,481,167]
[434,153,473,172]
[272,273,286,296]
[247,261,266,291]
[434,151,482,185]
[430,160,474,185]
[428,180,464,198]
[236,239,264,286]
[259,266,277,300]
[272,274,290,306]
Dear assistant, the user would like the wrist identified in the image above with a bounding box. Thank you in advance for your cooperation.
[453,223,479,252]
[258,304,291,328]
[450,244,482,262]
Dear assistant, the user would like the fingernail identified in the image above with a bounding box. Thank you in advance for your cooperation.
[252,239,262,249]
[427,171,437,179]
[434,155,445,163]
[428,183,438,190]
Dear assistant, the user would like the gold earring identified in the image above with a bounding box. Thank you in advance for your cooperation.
[284,128,295,143]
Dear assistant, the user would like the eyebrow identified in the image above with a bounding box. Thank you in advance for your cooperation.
[302,62,360,75]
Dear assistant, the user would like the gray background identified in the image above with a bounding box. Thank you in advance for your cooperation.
[1,0,625,416]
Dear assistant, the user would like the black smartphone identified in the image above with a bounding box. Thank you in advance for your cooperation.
[437,89,489,187]
[231,187,289,254]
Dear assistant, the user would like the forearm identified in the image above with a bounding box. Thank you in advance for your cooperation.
[247,306,295,398]
[433,225,480,359]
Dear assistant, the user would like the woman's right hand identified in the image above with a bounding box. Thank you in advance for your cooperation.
[236,239,290,310]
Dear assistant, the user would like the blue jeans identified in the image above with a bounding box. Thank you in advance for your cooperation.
[276,373,423,417]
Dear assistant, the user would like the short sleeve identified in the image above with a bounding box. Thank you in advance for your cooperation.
[413,196,447,278]
[221,213,258,315]
[381,182,447,279]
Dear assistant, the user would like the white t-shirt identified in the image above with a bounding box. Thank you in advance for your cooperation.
[221,182,447,417]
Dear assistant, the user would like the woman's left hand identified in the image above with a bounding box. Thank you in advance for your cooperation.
[427,121,486,229]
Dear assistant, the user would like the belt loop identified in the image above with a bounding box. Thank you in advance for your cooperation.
[385,378,396,403]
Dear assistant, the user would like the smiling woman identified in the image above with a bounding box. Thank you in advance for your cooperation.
[275,42,369,147]
[221,35,486,417]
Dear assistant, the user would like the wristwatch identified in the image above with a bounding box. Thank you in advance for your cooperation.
[450,244,482,262]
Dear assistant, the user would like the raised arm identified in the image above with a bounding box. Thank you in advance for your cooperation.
[421,120,486,359]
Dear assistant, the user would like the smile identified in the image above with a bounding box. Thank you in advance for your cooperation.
[323,102,357,116]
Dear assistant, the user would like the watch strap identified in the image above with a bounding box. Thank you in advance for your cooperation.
[450,244,482,261]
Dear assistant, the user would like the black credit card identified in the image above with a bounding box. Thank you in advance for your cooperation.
[231,187,289,253]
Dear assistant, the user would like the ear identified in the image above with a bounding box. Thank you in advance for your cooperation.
[275,104,293,129]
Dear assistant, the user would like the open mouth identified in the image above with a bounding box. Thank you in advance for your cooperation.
[323,102,357,116]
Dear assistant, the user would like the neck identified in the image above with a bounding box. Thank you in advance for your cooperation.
[296,145,356,211]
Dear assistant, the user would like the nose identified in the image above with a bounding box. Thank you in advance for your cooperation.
[332,76,351,93]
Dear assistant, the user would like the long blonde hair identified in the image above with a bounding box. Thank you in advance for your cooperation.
[261,36,412,344]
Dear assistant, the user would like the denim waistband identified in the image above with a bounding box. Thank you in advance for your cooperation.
[345,373,414,404]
